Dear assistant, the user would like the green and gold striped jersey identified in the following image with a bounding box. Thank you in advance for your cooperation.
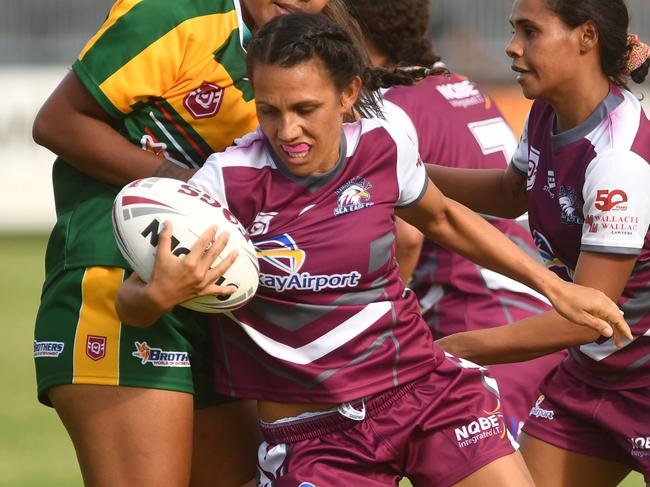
[44,0,257,286]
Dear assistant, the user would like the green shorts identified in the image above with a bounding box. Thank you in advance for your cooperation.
[34,266,234,408]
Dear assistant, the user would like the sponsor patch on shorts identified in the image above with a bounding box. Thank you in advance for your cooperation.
[34,340,64,358]
[629,436,650,458]
[132,341,191,367]
[529,394,555,420]
[454,412,505,448]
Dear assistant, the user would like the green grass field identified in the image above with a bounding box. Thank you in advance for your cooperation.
[0,234,644,487]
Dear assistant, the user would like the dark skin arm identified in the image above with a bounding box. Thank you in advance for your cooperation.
[32,71,195,186]
[396,182,631,347]
[425,163,528,219]
[437,251,637,363]
[395,217,424,285]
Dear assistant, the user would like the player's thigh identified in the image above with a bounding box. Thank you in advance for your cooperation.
[36,266,214,485]
[452,451,534,487]
[519,432,631,487]
[190,400,261,487]
[50,384,194,487]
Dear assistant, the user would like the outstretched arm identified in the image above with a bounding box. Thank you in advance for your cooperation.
[437,251,636,363]
[396,183,631,346]
[115,222,237,327]
[33,71,194,186]
[425,163,528,219]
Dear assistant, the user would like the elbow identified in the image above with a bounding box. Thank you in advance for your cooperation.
[32,109,56,150]
[397,230,423,255]
[32,112,47,146]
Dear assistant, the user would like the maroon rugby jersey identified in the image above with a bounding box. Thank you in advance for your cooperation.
[511,83,650,389]
[189,119,442,402]
[383,73,551,334]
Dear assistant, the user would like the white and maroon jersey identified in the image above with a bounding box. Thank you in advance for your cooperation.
[511,84,650,389]
[383,73,551,334]
[189,118,443,402]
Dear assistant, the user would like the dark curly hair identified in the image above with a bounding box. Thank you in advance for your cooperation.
[346,0,441,67]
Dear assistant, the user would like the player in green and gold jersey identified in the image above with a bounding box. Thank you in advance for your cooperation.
[32,1,334,485]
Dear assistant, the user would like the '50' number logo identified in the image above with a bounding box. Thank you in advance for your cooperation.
[594,189,627,211]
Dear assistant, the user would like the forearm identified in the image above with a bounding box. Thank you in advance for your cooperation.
[38,116,192,185]
[395,218,424,285]
[429,198,563,300]
[115,277,170,327]
[436,310,599,364]
[33,71,196,186]
[425,164,526,218]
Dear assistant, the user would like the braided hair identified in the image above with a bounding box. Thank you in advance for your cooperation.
[246,13,444,118]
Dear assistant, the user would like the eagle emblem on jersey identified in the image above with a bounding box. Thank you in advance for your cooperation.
[531,230,573,281]
[334,177,374,216]
[558,186,584,225]
[184,81,224,119]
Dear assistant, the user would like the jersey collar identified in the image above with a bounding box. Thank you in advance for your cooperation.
[551,84,624,150]
[232,0,252,49]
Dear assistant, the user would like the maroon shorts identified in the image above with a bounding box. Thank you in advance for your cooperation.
[256,355,517,487]
[522,363,650,482]
[488,351,566,437]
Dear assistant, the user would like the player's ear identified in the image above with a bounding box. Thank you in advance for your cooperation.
[577,20,599,54]
[339,76,361,114]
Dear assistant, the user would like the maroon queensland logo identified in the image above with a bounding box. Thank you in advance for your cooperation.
[183,81,224,119]
[86,335,106,361]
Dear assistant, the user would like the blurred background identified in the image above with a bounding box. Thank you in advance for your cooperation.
[0,1,648,485]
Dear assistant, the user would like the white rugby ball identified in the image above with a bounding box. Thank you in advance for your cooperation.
[112,177,259,313]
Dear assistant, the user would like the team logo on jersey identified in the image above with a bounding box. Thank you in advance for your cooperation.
[628,437,650,458]
[594,189,628,211]
[33,340,64,358]
[334,177,374,216]
[255,234,361,292]
[132,342,191,367]
[248,212,278,237]
[298,483,317,487]
[527,146,540,190]
[436,79,485,108]
[558,186,584,225]
[256,234,306,274]
[86,335,106,361]
[454,402,505,448]
[531,230,573,280]
[184,81,224,119]
[529,395,555,420]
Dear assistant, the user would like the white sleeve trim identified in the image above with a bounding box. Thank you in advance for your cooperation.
[511,114,530,176]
